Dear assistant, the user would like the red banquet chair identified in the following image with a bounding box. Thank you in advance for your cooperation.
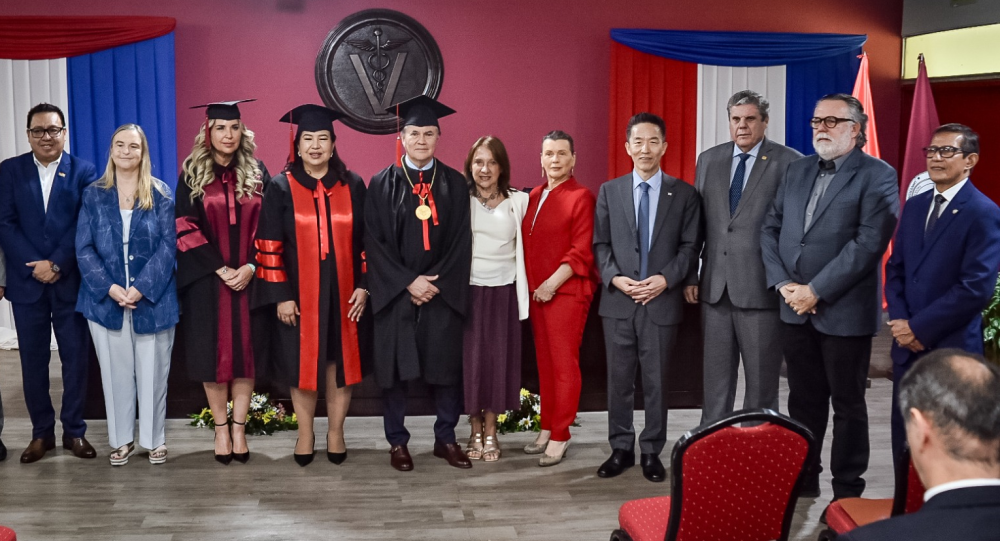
[611,408,818,541]
[817,447,924,540]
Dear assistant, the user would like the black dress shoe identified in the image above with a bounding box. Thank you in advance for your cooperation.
[0,438,7,461]
[799,475,821,498]
[640,453,666,482]
[231,420,250,463]
[327,451,347,464]
[597,449,635,478]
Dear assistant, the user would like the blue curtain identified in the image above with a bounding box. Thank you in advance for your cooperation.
[68,32,177,190]
[610,29,865,155]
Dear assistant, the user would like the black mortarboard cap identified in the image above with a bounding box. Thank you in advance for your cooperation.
[191,99,255,121]
[278,104,346,163]
[278,104,345,133]
[388,95,455,129]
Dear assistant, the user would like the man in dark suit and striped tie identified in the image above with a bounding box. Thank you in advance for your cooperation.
[685,90,802,424]
[593,112,701,482]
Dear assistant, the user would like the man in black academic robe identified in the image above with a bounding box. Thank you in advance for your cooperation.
[365,95,472,471]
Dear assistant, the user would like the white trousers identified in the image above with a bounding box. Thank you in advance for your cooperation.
[89,310,174,449]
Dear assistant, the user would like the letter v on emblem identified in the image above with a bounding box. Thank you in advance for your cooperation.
[350,53,408,115]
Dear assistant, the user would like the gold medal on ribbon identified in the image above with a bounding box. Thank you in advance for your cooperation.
[415,204,432,221]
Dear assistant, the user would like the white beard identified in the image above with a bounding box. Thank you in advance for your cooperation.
[813,133,854,161]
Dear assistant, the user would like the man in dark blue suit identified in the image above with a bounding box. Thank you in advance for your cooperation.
[0,103,98,463]
[885,123,1000,465]
[840,349,1000,541]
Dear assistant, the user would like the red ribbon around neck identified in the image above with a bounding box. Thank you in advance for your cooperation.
[413,170,439,251]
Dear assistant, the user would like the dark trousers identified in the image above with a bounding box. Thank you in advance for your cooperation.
[784,320,871,499]
[602,306,677,456]
[12,287,91,439]
[890,358,919,471]
[382,380,463,446]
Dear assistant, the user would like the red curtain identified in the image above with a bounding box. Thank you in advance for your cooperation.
[0,16,175,60]
[608,41,698,183]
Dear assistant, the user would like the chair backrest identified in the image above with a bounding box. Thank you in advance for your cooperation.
[664,409,817,541]
[891,446,926,516]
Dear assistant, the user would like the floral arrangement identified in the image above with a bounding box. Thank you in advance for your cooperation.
[495,388,543,434]
[189,392,297,436]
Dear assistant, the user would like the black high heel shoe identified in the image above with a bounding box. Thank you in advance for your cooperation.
[214,420,233,465]
[327,432,347,464]
[231,419,250,464]
[293,433,315,467]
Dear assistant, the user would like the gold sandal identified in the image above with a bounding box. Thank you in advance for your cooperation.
[465,432,484,460]
[109,442,135,466]
[483,435,501,462]
[149,445,168,465]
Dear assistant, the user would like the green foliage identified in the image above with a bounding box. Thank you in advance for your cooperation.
[189,392,298,435]
[982,273,1000,368]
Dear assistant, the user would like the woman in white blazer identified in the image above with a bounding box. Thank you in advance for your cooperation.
[461,136,529,462]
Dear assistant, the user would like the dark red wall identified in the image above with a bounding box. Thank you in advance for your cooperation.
[902,80,1000,205]
[4,1,904,190]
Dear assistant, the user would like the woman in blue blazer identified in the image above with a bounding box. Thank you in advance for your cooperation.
[76,124,179,466]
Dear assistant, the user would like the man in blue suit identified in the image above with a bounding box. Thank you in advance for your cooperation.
[0,103,98,463]
[884,123,1000,465]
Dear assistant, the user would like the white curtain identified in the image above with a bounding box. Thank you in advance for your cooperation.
[696,65,786,156]
[0,58,68,350]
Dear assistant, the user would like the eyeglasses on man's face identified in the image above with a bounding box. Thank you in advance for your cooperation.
[28,126,65,139]
[923,146,966,159]
[809,116,855,129]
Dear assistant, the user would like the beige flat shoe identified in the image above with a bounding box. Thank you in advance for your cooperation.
[483,435,501,462]
[523,430,551,454]
[538,440,569,467]
[465,433,484,460]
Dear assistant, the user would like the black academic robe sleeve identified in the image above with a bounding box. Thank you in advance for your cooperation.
[426,167,471,316]
[364,165,420,314]
[346,171,368,291]
[251,173,295,308]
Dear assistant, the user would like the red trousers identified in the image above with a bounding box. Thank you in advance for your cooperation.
[530,293,590,441]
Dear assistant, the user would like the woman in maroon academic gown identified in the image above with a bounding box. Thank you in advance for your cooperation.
[253,104,370,467]
[175,100,270,465]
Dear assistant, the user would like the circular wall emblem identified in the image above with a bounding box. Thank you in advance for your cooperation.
[315,9,444,135]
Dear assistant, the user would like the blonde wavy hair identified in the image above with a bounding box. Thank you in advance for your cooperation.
[99,124,168,210]
[181,119,262,202]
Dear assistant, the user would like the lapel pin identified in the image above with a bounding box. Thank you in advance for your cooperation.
[761,156,768,160]
[953,209,958,214]
[58,172,66,177]
[667,192,673,196]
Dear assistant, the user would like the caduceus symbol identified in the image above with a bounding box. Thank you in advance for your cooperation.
[347,27,411,99]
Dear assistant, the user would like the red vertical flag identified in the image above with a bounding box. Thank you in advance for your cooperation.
[852,52,880,159]
[852,52,891,307]
[900,54,940,205]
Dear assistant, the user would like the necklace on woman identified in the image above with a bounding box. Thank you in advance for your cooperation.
[476,189,500,210]
[117,187,136,207]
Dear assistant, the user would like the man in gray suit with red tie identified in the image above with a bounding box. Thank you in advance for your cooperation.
[761,94,899,501]
[593,112,701,482]
[684,90,802,424]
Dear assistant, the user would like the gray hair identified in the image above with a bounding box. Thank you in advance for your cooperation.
[727,90,770,122]
[899,349,1000,466]
[818,93,868,148]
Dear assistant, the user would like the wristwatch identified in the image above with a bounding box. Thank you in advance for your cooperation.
[50,261,61,273]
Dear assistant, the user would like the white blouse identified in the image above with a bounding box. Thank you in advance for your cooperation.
[121,209,133,283]
[470,198,517,287]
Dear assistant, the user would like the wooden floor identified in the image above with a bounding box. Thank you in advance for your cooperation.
[0,334,896,541]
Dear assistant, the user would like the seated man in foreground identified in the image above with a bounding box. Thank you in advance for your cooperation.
[840,349,1000,541]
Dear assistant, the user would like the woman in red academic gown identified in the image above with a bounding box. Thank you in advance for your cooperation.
[252,105,370,467]
[175,100,270,465]
[521,130,596,467]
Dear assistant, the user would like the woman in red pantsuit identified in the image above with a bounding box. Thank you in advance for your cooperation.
[521,130,596,466]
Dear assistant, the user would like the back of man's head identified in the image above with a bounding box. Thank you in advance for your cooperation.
[899,349,1000,469]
